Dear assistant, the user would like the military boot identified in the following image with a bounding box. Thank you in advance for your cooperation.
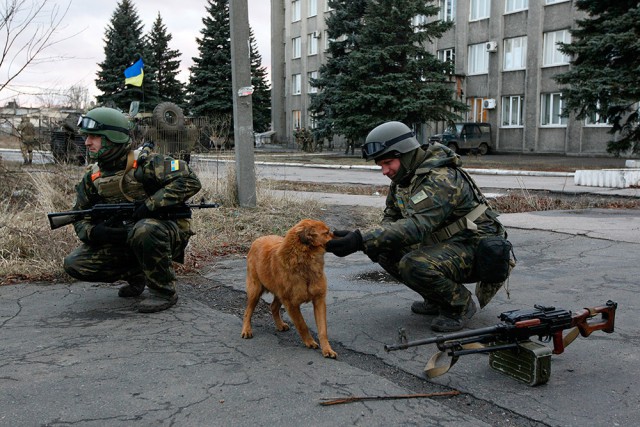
[118,279,146,298]
[431,299,477,333]
[410,299,440,315]
[137,292,178,313]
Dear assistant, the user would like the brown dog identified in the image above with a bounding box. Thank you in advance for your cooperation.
[241,219,337,358]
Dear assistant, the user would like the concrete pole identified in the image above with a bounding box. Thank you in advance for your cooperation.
[230,0,256,208]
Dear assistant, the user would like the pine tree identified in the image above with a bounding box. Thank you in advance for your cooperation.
[250,29,271,133]
[310,0,368,142]
[146,13,186,107]
[555,0,640,155]
[95,0,157,111]
[187,0,232,118]
[311,0,466,142]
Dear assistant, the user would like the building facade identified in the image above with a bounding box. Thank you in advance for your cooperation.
[271,0,615,155]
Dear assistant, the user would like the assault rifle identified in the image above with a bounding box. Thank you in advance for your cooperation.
[384,300,617,385]
[47,199,220,230]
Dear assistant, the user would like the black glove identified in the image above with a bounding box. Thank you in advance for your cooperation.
[326,230,363,257]
[132,201,152,220]
[90,222,127,245]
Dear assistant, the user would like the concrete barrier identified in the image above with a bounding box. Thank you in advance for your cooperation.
[574,168,640,188]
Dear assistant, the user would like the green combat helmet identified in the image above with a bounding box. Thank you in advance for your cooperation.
[78,107,130,143]
[78,107,131,161]
[362,121,421,162]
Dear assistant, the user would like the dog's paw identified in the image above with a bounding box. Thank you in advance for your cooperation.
[304,340,320,349]
[322,348,338,359]
[241,330,253,339]
[276,322,290,332]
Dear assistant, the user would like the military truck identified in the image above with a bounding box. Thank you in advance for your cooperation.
[129,102,229,162]
[429,122,494,155]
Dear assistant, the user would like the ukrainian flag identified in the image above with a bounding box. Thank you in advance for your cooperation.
[124,58,144,87]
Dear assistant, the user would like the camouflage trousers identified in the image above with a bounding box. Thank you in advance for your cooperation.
[376,240,477,314]
[63,218,188,296]
[20,141,35,162]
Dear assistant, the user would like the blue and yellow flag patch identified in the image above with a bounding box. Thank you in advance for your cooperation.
[165,160,181,173]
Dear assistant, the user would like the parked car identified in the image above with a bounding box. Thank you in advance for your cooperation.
[429,122,493,155]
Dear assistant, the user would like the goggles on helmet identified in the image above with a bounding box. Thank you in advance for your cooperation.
[77,116,129,134]
[361,131,415,159]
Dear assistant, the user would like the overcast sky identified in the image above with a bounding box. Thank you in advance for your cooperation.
[4,0,271,107]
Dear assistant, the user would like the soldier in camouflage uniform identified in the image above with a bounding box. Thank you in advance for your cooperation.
[17,116,36,165]
[326,121,508,332]
[63,107,202,313]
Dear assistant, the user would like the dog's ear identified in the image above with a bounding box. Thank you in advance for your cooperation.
[297,227,315,245]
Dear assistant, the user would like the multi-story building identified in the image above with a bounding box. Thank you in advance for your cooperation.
[271,0,614,155]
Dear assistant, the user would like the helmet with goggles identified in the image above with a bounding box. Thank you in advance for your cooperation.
[362,121,421,161]
[78,107,131,144]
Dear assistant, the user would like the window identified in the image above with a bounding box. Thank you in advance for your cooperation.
[292,37,301,58]
[468,43,489,75]
[545,0,569,4]
[292,74,302,95]
[437,48,455,73]
[502,96,524,127]
[505,0,527,13]
[543,30,570,67]
[412,14,428,31]
[307,32,318,55]
[470,0,490,21]
[308,114,317,129]
[467,97,488,123]
[585,102,611,126]
[308,71,318,93]
[439,0,456,22]
[541,93,567,126]
[292,0,301,22]
[308,0,317,17]
[292,110,302,129]
[503,36,527,71]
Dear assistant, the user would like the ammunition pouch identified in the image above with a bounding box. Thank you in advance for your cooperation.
[474,235,513,284]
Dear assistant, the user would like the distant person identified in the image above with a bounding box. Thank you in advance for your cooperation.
[17,116,36,165]
[62,107,202,313]
[325,121,513,332]
[344,139,355,155]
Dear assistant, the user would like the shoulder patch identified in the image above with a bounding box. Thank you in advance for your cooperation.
[410,190,429,204]
[165,159,181,172]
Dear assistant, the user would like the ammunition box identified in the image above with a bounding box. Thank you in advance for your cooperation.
[489,340,552,386]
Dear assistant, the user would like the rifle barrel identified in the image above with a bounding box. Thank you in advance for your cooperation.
[384,324,506,352]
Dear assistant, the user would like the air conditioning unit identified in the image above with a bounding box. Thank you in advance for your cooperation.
[312,31,321,39]
[485,41,498,52]
[483,98,496,109]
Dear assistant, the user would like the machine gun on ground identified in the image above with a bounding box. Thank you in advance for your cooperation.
[48,199,219,230]
[384,300,617,385]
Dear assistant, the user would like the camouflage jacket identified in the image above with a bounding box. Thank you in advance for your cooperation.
[18,121,36,142]
[361,144,505,256]
[72,151,202,244]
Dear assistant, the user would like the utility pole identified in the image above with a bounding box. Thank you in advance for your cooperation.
[230,0,256,207]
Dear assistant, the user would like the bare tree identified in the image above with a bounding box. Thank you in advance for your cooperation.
[36,84,90,109]
[63,84,89,110]
[0,0,71,94]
